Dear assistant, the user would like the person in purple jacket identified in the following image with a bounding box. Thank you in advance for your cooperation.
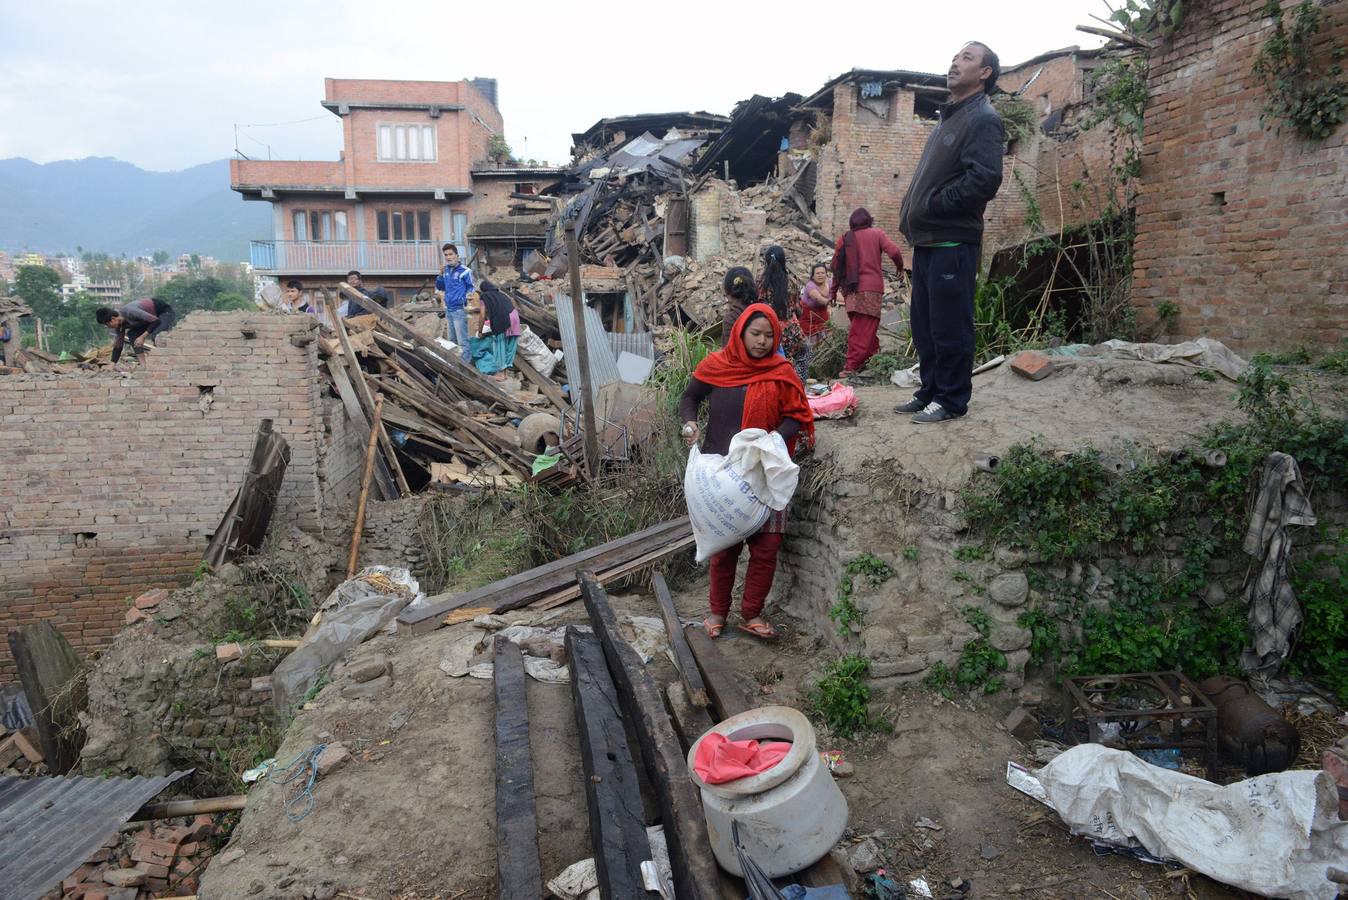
[95,298,177,363]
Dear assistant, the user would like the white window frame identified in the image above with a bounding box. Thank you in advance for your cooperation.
[377,123,437,163]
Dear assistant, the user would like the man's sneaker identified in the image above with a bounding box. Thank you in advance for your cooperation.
[912,402,963,424]
[893,397,925,414]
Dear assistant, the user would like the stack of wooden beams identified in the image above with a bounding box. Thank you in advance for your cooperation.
[320,284,583,499]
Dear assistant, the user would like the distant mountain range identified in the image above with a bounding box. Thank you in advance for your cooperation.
[0,157,271,262]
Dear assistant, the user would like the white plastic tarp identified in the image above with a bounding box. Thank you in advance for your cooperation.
[1034,744,1348,900]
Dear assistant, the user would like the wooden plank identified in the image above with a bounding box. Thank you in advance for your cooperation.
[665,681,716,753]
[565,627,652,899]
[325,294,410,496]
[514,355,572,416]
[521,531,695,612]
[324,357,396,500]
[685,627,755,721]
[493,641,543,899]
[652,572,710,708]
[338,282,532,418]
[442,606,493,627]
[396,517,690,634]
[579,573,720,900]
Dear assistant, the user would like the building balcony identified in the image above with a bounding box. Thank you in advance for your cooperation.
[249,240,442,276]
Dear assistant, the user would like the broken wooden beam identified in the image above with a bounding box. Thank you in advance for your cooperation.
[132,795,248,821]
[579,573,720,900]
[565,627,652,899]
[325,294,410,496]
[652,572,710,708]
[323,357,396,500]
[493,640,543,899]
[684,627,755,720]
[525,531,696,612]
[666,681,716,752]
[396,517,692,634]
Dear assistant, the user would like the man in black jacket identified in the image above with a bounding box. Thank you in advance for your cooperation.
[897,42,1005,423]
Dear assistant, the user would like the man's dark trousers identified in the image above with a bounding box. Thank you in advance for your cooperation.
[909,243,979,416]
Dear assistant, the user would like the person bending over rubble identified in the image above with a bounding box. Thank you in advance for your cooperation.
[720,266,758,347]
[467,285,521,381]
[680,304,815,640]
[95,297,177,364]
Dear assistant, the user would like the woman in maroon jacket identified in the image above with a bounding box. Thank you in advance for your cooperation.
[830,208,905,376]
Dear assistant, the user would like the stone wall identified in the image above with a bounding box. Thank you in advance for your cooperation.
[79,625,279,779]
[776,449,1348,693]
[0,311,365,679]
[1132,0,1348,350]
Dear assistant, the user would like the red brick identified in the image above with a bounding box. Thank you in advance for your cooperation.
[1010,351,1054,381]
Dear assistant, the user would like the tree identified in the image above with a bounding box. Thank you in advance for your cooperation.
[14,265,63,320]
[0,275,9,297]
[152,250,170,266]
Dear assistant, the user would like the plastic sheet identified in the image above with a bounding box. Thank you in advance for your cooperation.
[271,567,420,713]
[1035,744,1348,900]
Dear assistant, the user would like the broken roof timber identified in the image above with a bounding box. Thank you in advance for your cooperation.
[796,67,947,110]
[571,111,730,149]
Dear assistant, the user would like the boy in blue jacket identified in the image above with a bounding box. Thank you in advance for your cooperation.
[435,244,474,359]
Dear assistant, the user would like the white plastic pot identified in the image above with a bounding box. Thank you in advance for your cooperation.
[686,705,848,878]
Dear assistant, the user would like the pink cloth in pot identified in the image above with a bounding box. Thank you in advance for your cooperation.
[693,732,793,784]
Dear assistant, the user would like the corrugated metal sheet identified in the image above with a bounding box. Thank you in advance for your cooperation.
[607,331,655,362]
[555,295,621,409]
[0,771,189,900]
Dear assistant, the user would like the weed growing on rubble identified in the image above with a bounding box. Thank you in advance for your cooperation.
[811,654,887,740]
[829,554,895,636]
[923,662,956,700]
[1317,340,1348,374]
[809,325,847,381]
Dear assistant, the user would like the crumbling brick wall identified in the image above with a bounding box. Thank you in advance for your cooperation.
[0,312,364,680]
[1133,0,1348,350]
[814,83,1036,264]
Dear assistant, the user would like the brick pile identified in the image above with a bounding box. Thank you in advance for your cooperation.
[48,815,219,900]
[0,722,46,775]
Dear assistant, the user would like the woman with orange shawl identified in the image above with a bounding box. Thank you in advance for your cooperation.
[679,303,815,640]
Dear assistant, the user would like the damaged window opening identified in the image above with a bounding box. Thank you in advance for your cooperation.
[1211,192,1227,211]
[74,532,96,548]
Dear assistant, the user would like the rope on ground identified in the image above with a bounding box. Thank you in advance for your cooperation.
[265,743,327,822]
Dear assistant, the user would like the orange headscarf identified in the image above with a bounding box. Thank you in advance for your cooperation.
[693,304,815,454]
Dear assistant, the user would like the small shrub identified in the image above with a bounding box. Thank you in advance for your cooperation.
[830,554,895,636]
[956,639,1006,694]
[811,654,885,740]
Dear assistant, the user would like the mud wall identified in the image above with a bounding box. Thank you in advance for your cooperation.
[0,311,365,679]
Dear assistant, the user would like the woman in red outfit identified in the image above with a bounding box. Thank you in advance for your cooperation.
[679,304,815,640]
[830,208,905,376]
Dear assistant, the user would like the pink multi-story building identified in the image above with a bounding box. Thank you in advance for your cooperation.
[231,77,521,301]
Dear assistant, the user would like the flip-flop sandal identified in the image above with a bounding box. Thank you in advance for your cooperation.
[737,621,778,640]
[702,619,725,638]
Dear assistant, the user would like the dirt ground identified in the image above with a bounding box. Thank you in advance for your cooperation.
[198,573,1250,900]
[197,350,1343,900]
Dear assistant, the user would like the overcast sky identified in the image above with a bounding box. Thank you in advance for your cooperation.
[1,0,1105,172]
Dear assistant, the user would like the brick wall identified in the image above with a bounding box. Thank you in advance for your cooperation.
[814,83,1037,265]
[0,311,363,679]
[1133,0,1348,350]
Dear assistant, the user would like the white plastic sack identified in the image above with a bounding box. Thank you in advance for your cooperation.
[684,428,799,563]
[518,325,558,377]
[1036,744,1348,900]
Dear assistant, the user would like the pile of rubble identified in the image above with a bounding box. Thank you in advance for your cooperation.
[48,815,221,900]
[0,722,46,776]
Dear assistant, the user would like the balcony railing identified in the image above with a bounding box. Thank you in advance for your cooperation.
[249,240,444,275]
